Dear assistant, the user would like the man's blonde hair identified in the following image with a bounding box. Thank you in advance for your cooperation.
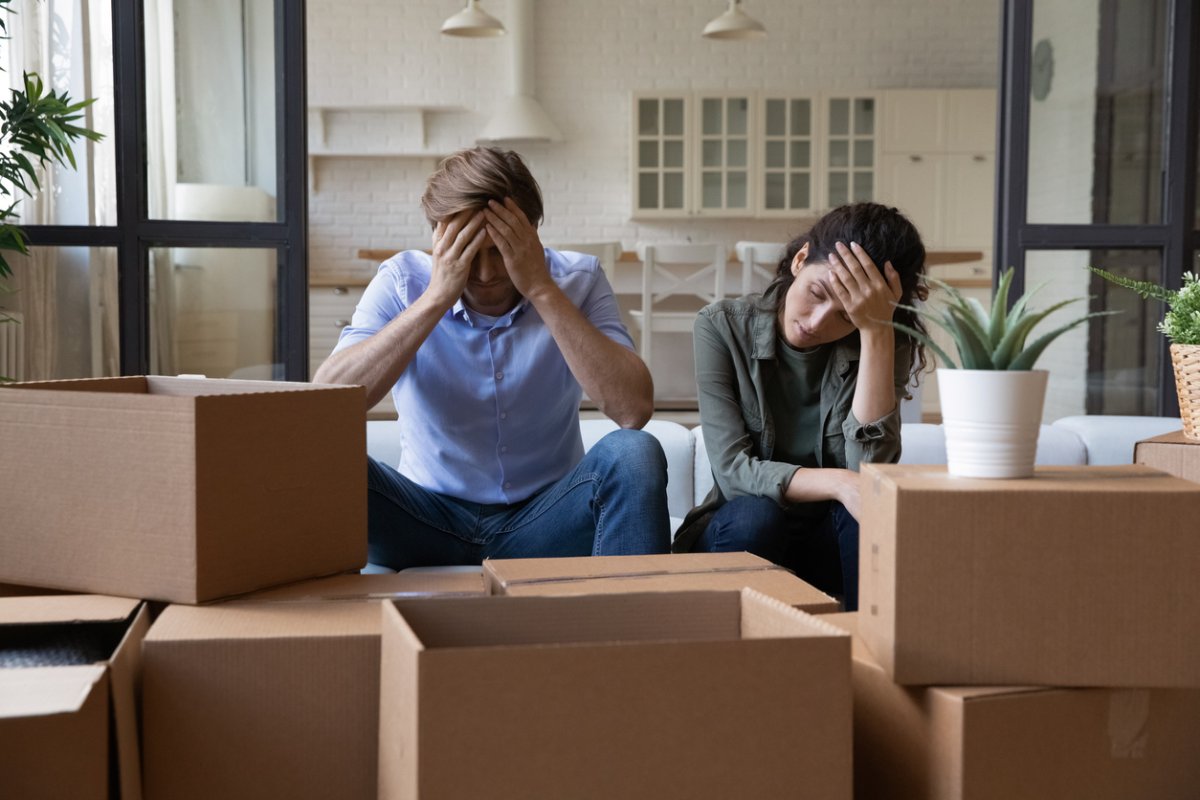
[421,146,544,228]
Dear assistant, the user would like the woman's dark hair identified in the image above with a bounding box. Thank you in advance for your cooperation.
[421,146,544,228]
[762,202,930,385]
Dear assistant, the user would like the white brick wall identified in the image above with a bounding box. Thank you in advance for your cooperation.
[306,0,1000,277]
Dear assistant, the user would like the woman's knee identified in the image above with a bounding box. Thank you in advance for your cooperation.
[702,496,789,557]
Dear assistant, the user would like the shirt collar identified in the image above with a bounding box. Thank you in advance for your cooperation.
[451,297,530,327]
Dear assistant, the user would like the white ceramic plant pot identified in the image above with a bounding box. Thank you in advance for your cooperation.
[937,368,1049,479]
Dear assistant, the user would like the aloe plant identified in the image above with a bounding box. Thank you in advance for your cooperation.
[1089,267,1200,346]
[893,267,1115,371]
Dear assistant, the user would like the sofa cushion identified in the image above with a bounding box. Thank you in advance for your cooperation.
[1051,415,1183,466]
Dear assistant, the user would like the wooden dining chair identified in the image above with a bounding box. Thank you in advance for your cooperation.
[734,241,787,296]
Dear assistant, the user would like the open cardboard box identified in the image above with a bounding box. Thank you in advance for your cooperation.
[379,589,852,799]
[484,552,839,612]
[826,613,1200,799]
[0,595,149,800]
[141,570,483,800]
[0,376,367,603]
[859,463,1200,687]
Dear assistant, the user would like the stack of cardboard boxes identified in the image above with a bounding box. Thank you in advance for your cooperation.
[4,375,1200,798]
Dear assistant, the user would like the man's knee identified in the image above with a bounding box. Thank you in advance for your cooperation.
[588,429,666,475]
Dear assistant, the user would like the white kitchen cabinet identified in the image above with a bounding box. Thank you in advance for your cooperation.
[632,93,691,217]
[882,90,946,155]
[944,152,995,248]
[945,89,998,153]
[757,95,818,216]
[879,152,946,248]
[694,93,754,216]
[822,94,879,209]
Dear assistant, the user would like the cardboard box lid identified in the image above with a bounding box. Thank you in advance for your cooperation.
[240,570,485,602]
[146,600,383,643]
[863,462,1200,495]
[0,595,140,626]
[0,664,107,719]
[484,552,785,590]
[1136,429,1193,447]
[2,374,361,402]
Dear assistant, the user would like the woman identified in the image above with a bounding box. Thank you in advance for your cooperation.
[674,203,929,612]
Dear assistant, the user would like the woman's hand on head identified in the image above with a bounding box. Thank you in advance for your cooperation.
[826,241,902,335]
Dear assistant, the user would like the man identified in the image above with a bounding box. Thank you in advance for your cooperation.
[314,146,670,569]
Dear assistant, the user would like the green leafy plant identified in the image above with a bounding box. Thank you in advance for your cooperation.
[1088,267,1200,346]
[893,267,1114,370]
[0,0,103,381]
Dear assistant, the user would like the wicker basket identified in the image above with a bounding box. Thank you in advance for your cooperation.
[1170,343,1200,442]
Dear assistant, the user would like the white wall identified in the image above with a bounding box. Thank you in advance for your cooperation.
[306,0,1000,277]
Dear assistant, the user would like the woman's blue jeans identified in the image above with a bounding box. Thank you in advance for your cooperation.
[365,429,672,570]
[696,495,860,611]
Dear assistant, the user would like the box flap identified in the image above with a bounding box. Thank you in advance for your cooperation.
[239,570,485,602]
[0,665,106,718]
[1136,429,1192,447]
[109,604,150,800]
[145,600,382,643]
[0,595,140,626]
[484,552,776,591]
[865,462,1200,494]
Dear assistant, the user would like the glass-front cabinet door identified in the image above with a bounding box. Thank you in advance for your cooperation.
[694,93,753,216]
[632,94,688,217]
[759,96,816,216]
[824,94,878,209]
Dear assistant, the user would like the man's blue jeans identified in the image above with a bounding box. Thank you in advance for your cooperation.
[366,429,672,570]
[695,495,860,611]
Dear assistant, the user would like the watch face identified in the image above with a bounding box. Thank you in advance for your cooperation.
[1032,38,1054,102]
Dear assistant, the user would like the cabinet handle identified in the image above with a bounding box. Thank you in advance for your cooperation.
[332,286,349,296]
[909,154,923,162]
[334,319,351,328]
[973,154,986,162]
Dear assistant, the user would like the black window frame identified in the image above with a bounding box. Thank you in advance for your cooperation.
[20,0,309,380]
[996,0,1200,416]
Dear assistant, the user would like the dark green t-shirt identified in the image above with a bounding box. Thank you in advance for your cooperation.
[764,337,830,469]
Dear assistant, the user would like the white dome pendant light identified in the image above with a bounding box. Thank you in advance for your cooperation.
[441,0,506,38]
[702,0,767,40]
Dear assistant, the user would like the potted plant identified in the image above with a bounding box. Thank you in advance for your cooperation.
[1089,267,1200,441]
[0,0,102,381]
[894,268,1112,478]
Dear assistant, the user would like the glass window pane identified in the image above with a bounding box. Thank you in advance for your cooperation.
[1026,249,1163,417]
[854,98,875,135]
[638,141,658,168]
[0,247,119,381]
[638,172,658,209]
[1027,0,1165,224]
[765,173,785,210]
[727,98,748,135]
[829,172,849,207]
[766,141,786,169]
[791,141,811,168]
[146,0,277,221]
[702,99,722,136]
[853,172,874,202]
[702,140,723,168]
[727,172,747,208]
[854,140,874,168]
[663,172,685,209]
[791,100,811,136]
[829,140,850,168]
[829,99,850,136]
[4,1,117,227]
[790,173,811,209]
[663,140,684,168]
[664,99,685,136]
[766,100,786,136]
[702,172,722,208]
[149,247,280,379]
[727,140,747,168]
[638,99,659,135]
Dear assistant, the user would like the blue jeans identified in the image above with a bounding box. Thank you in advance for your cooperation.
[696,495,860,612]
[366,429,672,570]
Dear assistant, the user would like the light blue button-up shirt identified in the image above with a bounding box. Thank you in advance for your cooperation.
[334,248,635,505]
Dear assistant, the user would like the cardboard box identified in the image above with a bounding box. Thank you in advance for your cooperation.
[0,595,149,800]
[1135,430,1200,483]
[379,589,852,800]
[826,613,1200,800]
[484,552,840,612]
[142,571,483,800]
[0,376,367,603]
[859,463,1200,687]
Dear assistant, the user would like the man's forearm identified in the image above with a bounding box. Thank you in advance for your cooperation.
[312,294,447,408]
[525,284,654,428]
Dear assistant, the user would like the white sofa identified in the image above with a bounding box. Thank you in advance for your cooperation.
[366,415,1185,526]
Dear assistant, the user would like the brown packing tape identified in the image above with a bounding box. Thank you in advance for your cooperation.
[496,564,788,589]
[1107,690,1150,759]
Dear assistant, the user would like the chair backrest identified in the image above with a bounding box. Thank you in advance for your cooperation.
[549,241,621,276]
[734,241,786,296]
[635,243,727,315]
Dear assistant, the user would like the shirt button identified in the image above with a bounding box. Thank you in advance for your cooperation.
[504,482,512,489]
[495,371,503,381]
[501,446,508,453]
[490,330,498,338]
[499,411,507,420]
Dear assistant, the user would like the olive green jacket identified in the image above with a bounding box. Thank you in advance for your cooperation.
[672,295,909,553]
